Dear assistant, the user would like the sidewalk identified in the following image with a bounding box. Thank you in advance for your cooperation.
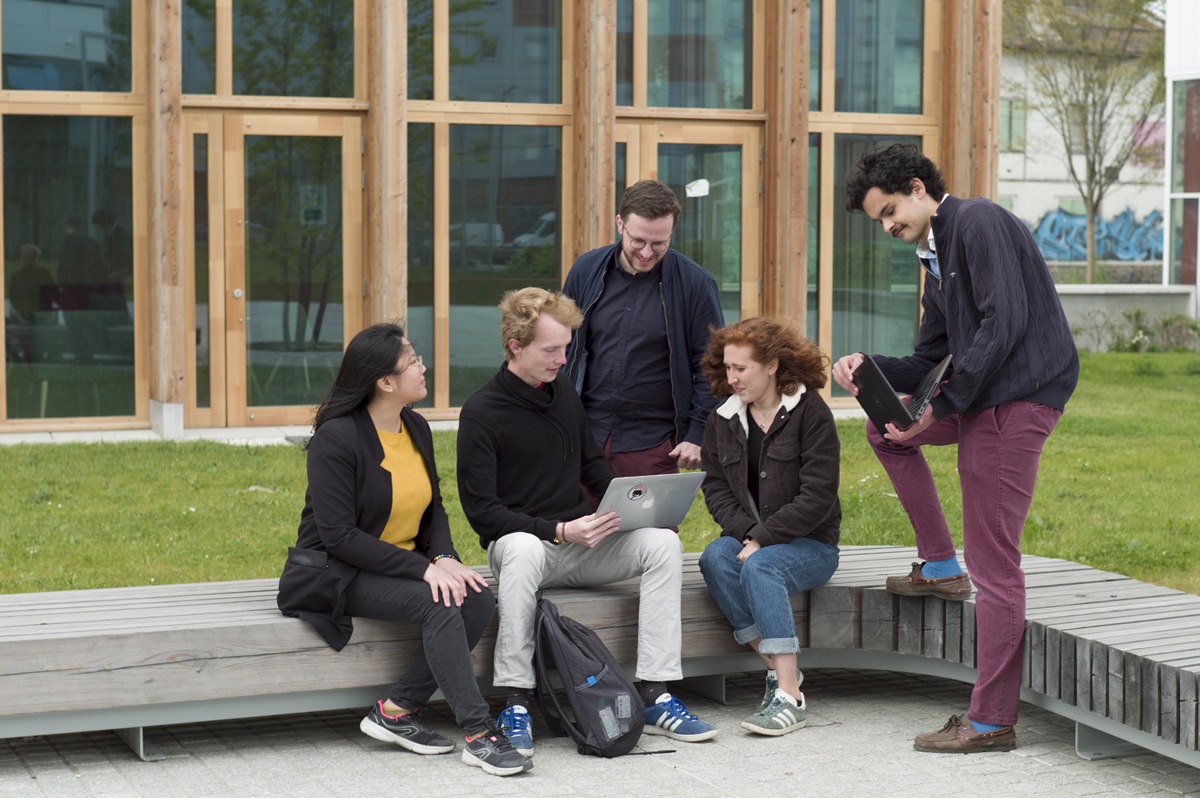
[3,669,1198,798]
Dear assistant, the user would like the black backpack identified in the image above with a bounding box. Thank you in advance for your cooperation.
[533,596,643,757]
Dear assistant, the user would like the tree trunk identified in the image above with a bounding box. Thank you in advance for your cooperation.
[1085,208,1098,284]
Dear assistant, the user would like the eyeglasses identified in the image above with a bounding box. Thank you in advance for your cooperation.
[396,355,423,373]
[623,230,671,253]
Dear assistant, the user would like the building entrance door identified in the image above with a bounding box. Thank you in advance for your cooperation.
[184,113,363,427]
[616,123,761,323]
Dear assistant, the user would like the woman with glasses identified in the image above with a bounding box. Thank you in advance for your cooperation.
[277,322,532,777]
[697,317,841,737]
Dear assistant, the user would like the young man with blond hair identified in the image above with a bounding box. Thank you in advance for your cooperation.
[458,287,717,757]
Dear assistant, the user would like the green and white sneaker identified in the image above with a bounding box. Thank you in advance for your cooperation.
[757,670,804,713]
[742,689,807,737]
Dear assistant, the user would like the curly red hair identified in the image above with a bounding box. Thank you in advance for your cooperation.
[701,317,829,399]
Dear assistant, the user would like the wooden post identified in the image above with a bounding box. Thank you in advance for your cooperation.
[570,0,617,263]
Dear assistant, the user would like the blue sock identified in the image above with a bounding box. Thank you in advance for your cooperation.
[920,557,963,578]
[969,717,1005,733]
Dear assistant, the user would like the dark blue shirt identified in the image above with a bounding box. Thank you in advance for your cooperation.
[580,255,675,452]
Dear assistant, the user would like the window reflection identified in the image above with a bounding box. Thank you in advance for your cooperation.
[448,125,560,405]
[835,0,923,115]
[807,135,820,340]
[647,0,752,109]
[831,134,923,392]
[809,0,821,111]
[658,143,741,321]
[4,115,134,419]
[2,0,132,92]
[407,123,434,408]
[448,0,561,104]
[182,1,216,94]
[232,0,353,97]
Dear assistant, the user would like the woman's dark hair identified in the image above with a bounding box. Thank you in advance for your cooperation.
[701,317,829,399]
[844,143,946,212]
[311,322,408,433]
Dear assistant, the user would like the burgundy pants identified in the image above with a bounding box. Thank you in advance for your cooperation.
[867,400,1062,726]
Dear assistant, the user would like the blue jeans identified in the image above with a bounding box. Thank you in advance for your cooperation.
[699,535,839,655]
[343,570,495,734]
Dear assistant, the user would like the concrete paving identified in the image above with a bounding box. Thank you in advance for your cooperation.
[2,669,1199,798]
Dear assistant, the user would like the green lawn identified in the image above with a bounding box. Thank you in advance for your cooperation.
[2,351,1198,595]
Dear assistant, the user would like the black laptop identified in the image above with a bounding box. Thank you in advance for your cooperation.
[852,354,953,435]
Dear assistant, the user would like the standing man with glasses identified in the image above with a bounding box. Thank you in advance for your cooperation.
[563,180,724,478]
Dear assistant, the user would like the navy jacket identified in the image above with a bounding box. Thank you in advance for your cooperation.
[277,406,458,651]
[563,244,725,448]
[873,196,1079,417]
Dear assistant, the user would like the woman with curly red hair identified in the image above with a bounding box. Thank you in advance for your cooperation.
[697,317,841,737]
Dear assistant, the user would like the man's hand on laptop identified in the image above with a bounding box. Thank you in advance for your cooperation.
[885,403,935,442]
[832,353,864,395]
[563,511,621,548]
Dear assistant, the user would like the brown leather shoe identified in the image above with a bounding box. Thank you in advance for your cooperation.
[914,714,1016,753]
[885,562,973,600]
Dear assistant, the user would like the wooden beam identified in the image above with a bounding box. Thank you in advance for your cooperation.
[571,0,617,258]
[762,1,808,323]
[149,1,186,408]
[365,0,407,324]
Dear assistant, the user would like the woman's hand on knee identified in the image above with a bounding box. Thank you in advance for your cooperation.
[424,563,468,607]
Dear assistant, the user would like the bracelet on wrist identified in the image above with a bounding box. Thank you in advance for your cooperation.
[430,553,459,564]
[552,522,564,545]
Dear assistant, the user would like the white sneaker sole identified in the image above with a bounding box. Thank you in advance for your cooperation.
[642,724,719,742]
[740,718,807,736]
[461,747,534,776]
[359,716,455,755]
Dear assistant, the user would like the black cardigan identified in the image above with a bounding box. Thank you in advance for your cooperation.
[277,406,458,650]
[873,195,1079,417]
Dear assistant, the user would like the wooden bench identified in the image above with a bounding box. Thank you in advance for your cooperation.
[2,545,1198,770]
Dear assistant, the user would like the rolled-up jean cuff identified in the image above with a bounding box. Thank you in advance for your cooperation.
[733,624,761,646]
[758,636,801,656]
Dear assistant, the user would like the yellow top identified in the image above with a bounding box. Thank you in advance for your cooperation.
[376,422,433,550]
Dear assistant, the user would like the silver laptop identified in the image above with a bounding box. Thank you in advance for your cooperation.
[594,472,706,532]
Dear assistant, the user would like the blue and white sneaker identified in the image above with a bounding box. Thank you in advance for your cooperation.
[643,693,718,742]
[497,704,534,756]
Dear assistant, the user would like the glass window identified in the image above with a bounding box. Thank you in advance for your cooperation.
[407,123,434,408]
[616,0,632,105]
[809,0,821,111]
[1169,198,1197,287]
[4,115,135,419]
[1172,79,1200,194]
[193,133,211,409]
[658,143,742,322]
[807,134,819,341]
[408,0,433,100]
[835,0,922,115]
[2,0,132,92]
[615,142,627,211]
[647,0,752,109]
[242,134,345,407]
[182,1,216,95]
[449,0,561,103]
[232,0,354,97]
[448,125,560,405]
[831,133,923,391]
[999,99,1026,153]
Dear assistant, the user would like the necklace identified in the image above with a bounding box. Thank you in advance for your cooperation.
[750,402,779,431]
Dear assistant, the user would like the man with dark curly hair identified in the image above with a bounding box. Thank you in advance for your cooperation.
[833,144,1079,754]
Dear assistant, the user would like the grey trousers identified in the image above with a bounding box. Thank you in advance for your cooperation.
[487,527,684,690]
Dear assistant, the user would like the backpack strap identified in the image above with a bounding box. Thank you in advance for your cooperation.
[532,599,583,746]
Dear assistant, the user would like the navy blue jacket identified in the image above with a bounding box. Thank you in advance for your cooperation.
[563,244,725,447]
[873,196,1079,417]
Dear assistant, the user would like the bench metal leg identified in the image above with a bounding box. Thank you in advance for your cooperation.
[1074,722,1145,761]
[115,727,164,762]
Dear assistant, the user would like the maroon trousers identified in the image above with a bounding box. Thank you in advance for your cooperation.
[866,400,1062,726]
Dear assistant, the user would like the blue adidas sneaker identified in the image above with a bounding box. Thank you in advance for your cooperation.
[497,704,534,756]
[643,693,718,742]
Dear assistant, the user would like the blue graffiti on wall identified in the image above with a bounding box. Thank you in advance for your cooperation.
[1032,208,1163,261]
